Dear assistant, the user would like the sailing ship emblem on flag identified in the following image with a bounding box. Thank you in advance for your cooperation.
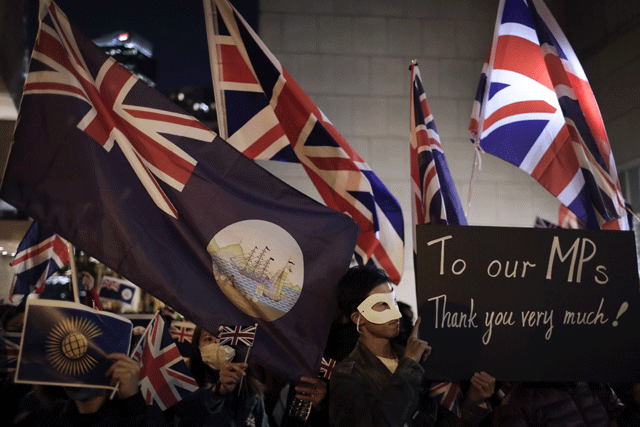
[208,220,303,321]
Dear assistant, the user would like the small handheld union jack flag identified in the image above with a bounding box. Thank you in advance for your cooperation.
[218,324,257,347]
[131,312,199,411]
[319,357,336,380]
[429,380,463,418]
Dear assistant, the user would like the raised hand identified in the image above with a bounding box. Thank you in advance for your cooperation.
[467,371,496,404]
[216,362,248,395]
[403,317,432,362]
[106,353,140,399]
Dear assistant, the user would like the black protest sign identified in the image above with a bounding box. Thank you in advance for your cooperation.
[415,224,640,382]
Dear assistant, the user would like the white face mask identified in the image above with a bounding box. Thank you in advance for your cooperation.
[200,342,235,370]
[357,290,402,324]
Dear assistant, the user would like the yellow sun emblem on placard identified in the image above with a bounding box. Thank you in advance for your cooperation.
[46,316,102,376]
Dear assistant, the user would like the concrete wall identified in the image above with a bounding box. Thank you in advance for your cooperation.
[256,0,562,307]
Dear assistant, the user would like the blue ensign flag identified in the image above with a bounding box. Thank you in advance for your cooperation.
[1,0,359,383]
[15,299,132,387]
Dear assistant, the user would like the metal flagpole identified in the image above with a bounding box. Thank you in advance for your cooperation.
[67,243,80,304]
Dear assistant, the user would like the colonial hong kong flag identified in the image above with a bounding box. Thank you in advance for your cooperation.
[218,324,257,347]
[10,221,70,298]
[99,275,137,305]
[469,0,628,230]
[131,313,199,411]
[204,0,404,284]
[1,0,358,384]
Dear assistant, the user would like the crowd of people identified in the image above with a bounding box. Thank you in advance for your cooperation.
[1,265,640,426]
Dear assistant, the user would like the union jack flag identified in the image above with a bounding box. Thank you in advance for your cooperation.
[170,321,195,344]
[204,0,405,284]
[429,380,463,418]
[218,324,257,347]
[170,321,196,359]
[23,0,208,219]
[469,0,628,231]
[10,221,69,298]
[319,357,335,380]
[0,332,21,373]
[410,63,467,247]
[132,312,199,411]
[409,63,466,417]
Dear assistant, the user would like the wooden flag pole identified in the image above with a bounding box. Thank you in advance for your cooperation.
[67,243,80,304]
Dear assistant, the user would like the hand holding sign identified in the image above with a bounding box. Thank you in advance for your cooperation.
[403,317,432,362]
[466,371,496,404]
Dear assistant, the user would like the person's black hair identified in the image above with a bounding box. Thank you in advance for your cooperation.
[0,300,26,331]
[336,265,392,319]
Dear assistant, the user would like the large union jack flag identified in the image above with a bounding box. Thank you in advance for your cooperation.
[132,312,199,411]
[204,0,405,284]
[10,221,69,298]
[23,0,209,219]
[217,324,257,347]
[469,0,627,230]
[410,63,467,246]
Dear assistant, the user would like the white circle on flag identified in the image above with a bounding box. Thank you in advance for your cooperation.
[207,220,304,321]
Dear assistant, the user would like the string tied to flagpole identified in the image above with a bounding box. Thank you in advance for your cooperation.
[466,136,485,219]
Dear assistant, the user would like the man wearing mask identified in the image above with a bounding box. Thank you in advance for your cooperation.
[167,325,269,426]
[329,265,495,427]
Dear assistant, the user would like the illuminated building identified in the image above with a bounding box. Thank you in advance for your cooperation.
[92,31,157,87]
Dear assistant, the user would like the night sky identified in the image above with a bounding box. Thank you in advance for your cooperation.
[26,0,258,95]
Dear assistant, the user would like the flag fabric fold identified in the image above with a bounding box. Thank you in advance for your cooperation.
[469,0,627,230]
[131,312,199,411]
[410,63,467,241]
[1,0,359,383]
[10,221,70,298]
[410,62,465,417]
[204,0,404,284]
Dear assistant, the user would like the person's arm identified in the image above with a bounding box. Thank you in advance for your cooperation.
[329,357,425,427]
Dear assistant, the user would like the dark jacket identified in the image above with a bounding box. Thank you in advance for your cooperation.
[167,368,269,427]
[329,340,491,427]
[495,382,640,427]
[15,392,148,427]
